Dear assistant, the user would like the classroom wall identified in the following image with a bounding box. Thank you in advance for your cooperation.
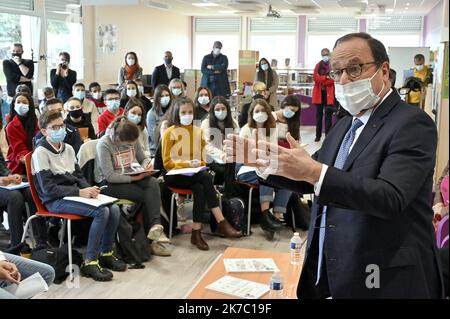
[422,0,444,49]
[83,5,190,86]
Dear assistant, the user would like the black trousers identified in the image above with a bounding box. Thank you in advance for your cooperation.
[315,89,335,139]
[164,171,219,223]
[0,188,47,247]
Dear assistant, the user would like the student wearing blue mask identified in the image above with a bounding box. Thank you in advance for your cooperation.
[168,78,185,99]
[124,97,150,158]
[50,52,77,102]
[146,85,172,156]
[120,80,152,114]
[312,48,335,142]
[98,89,124,136]
[255,58,279,109]
[71,83,99,134]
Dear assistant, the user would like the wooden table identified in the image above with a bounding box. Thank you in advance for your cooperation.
[186,247,302,299]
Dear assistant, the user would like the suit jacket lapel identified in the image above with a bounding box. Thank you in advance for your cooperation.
[343,91,400,171]
[321,116,351,166]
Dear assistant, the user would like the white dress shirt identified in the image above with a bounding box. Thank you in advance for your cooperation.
[165,64,173,80]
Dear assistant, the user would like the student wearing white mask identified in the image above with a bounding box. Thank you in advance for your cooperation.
[255,58,279,109]
[120,80,152,115]
[200,41,230,98]
[97,89,124,136]
[124,97,150,158]
[408,54,431,107]
[236,99,282,239]
[168,78,185,98]
[162,97,242,250]
[146,85,173,156]
[200,96,238,185]
[50,52,77,102]
[194,86,212,124]
[118,52,143,90]
[88,82,106,115]
[71,82,98,133]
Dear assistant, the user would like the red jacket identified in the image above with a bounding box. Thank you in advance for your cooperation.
[6,116,39,174]
[97,108,124,135]
[312,60,335,106]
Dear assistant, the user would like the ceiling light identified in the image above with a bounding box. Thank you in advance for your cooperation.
[192,2,219,7]
[218,10,237,14]
[385,8,394,13]
[406,2,410,6]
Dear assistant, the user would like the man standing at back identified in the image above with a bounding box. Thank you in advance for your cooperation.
[201,41,230,98]
[151,51,180,90]
[2,43,34,98]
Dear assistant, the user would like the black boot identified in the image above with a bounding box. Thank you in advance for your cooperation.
[259,210,281,232]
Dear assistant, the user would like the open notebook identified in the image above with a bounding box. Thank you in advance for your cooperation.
[63,194,118,208]
[0,182,29,191]
[3,272,49,299]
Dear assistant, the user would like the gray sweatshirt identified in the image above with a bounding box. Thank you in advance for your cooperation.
[95,134,151,184]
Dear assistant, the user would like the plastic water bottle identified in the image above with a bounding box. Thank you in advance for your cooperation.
[290,232,302,266]
[269,270,284,299]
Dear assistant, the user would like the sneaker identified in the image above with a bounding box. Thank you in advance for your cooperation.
[147,224,165,242]
[150,242,171,256]
[99,251,127,272]
[81,260,113,281]
[156,231,171,244]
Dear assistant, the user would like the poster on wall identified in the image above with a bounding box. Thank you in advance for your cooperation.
[98,24,117,54]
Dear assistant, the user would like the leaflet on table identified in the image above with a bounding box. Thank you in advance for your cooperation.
[205,275,269,299]
[223,258,279,273]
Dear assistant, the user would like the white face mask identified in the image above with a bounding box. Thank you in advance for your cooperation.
[334,68,385,116]
[138,86,144,94]
[180,114,193,126]
[416,64,424,71]
[160,96,170,107]
[215,110,227,121]
[213,48,221,55]
[172,88,182,97]
[14,103,29,116]
[322,56,330,63]
[92,92,102,100]
[261,64,269,71]
[253,111,268,124]
[127,58,136,66]
[198,96,210,106]
[127,89,137,97]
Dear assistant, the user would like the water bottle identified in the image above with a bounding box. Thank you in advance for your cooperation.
[290,232,302,266]
[269,270,284,299]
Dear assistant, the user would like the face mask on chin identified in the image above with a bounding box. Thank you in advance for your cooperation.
[334,68,385,116]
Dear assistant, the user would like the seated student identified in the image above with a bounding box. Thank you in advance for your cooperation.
[32,110,126,281]
[88,82,106,115]
[0,152,48,249]
[146,85,172,156]
[134,79,152,114]
[236,98,283,237]
[64,97,96,142]
[11,85,40,121]
[38,87,55,114]
[162,97,242,251]
[168,78,186,99]
[35,98,82,154]
[97,89,124,137]
[0,113,8,158]
[0,249,55,299]
[124,98,150,158]
[95,116,171,256]
[200,96,238,185]
[120,80,152,114]
[194,86,212,124]
[269,95,302,221]
[238,81,270,128]
[72,82,99,133]
[6,93,38,175]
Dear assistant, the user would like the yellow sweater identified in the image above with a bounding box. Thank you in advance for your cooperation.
[162,124,206,171]
[408,65,430,104]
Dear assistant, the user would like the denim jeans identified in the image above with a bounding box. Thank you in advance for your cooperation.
[45,199,120,261]
[236,166,292,214]
[0,253,55,299]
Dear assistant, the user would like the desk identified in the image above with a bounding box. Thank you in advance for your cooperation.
[186,247,302,299]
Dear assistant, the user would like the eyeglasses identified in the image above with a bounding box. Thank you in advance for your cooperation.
[329,61,377,81]
[47,124,65,131]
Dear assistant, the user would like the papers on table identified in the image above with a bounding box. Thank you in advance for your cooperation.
[237,166,256,176]
[223,258,279,273]
[165,166,208,177]
[63,194,118,208]
[0,182,29,191]
[3,272,48,299]
[205,275,269,299]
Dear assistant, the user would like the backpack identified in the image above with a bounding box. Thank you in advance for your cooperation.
[31,244,83,284]
[115,210,150,266]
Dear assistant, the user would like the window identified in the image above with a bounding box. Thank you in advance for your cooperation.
[249,17,297,68]
[193,17,241,69]
[0,12,40,87]
[368,16,422,48]
[305,17,359,69]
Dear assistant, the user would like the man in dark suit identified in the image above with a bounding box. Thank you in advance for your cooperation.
[151,51,180,90]
[2,43,34,98]
[224,32,444,299]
